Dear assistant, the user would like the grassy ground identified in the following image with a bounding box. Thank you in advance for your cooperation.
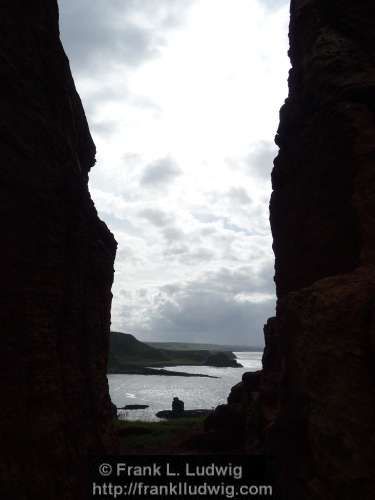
[116,417,206,453]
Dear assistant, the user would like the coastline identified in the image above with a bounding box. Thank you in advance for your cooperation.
[107,366,219,378]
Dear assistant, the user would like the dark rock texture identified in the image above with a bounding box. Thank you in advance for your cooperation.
[258,317,282,430]
[199,371,262,452]
[0,2,117,499]
[263,1,375,499]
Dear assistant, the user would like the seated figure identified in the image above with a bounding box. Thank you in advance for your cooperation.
[172,396,184,416]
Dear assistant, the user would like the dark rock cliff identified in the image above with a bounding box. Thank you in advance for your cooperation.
[0,2,117,499]
[263,1,375,499]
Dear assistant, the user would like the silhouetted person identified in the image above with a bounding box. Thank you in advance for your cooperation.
[172,397,184,416]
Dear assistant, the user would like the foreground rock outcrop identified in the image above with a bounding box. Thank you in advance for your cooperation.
[0,2,117,499]
[262,1,375,499]
[213,2,375,498]
[196,371,261,452]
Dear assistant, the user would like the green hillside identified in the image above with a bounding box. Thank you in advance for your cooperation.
[109,332,170,365]
[147,341,262,352]
[108,332,242,373]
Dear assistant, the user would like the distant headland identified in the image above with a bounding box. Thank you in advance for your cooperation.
[107,331,259,376]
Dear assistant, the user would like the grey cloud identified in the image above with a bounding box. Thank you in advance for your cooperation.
[227,187,252,205]
[222,220,253,235]
[257,260,276,290]
[91,120,118,138]
[81,85,129,121]
[244,141,278,180]
[205,188,252,207]
[138,208,172,227]
[85,83,160,122]
[193,210,254,237]
[101,213,141,238]
[261,0,289,9]
[164,244,189,257]
[146,267,276,344]
[192,211,223,225]
[140,157,182,188]
[117,261,275,344]
[115,245,143,266]
[59,0,195,75]
[200,226,216,237]
[130,95,162,113]
[162,226,185,243]
[198,263,275,297]
[183,247,215,263]
[149,293,273,345]
[123,152,142,164]
[164,246,215,265]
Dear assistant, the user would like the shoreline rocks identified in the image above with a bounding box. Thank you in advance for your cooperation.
[118,405,149,410]
[156,409,213,419]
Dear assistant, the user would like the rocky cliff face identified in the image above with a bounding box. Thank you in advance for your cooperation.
[263,1,375,499]
[0,2,117,499]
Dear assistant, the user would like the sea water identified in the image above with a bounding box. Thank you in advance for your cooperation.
[108,352,262,421]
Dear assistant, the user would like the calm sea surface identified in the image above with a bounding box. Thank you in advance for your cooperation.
[108,352,263,421]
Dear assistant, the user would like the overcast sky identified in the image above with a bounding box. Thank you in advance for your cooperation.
[59,0,290,346]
